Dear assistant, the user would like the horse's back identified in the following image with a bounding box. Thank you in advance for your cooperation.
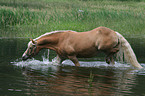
[62,27,118,50]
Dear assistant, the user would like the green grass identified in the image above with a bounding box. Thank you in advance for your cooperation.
[0,0,145,38]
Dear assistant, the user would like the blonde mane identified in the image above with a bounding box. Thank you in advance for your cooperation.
[34,30,76,41]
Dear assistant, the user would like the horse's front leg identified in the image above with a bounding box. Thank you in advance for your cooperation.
[52,55,65,65]
[55,55,65,64]
[56,55,61,64]
[68,55,80,66]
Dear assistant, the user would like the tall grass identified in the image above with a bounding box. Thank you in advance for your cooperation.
[0,8,49,28]
[0,0,145,37]
[82,0,145,1]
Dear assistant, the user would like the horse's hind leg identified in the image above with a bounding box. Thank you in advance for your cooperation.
[106,55,115,65]
[106,48,119,65]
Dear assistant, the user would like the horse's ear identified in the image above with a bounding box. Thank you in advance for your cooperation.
[30,38,36,44]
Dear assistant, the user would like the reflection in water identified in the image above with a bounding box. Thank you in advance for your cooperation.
[13,59,138,96]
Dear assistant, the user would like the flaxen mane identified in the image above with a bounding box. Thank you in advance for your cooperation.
[34,30,76,41]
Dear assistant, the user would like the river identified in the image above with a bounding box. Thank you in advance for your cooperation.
[0,37,145,96]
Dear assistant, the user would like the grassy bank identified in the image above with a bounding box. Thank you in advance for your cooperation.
[0,0,145,38]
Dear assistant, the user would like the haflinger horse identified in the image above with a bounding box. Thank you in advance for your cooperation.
[22,26,143,68]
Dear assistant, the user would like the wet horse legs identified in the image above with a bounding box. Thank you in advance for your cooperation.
[106,48,119,65]
[54,55,80,66]
[55,55,66,64]
[68,55,80,66]
[106,55,115,65]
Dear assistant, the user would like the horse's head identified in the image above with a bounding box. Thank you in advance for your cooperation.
[22,38,39,60]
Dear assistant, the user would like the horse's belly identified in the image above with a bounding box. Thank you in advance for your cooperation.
[76,49,99,58]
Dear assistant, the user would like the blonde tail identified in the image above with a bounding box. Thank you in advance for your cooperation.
[115,32,143,68]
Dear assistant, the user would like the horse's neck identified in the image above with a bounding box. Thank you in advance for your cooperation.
[36,34,59,49]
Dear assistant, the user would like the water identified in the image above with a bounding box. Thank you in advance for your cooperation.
[0,38,145,96]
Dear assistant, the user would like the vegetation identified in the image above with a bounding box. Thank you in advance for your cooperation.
[0,0,145,37]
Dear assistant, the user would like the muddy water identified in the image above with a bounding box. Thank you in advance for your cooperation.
[0,38,145,96]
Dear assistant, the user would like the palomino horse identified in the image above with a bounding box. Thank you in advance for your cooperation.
[22,27,143,68]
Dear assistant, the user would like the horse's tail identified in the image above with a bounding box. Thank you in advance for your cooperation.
[115,32,143,68]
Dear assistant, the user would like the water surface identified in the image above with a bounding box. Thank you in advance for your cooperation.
[0,38,145,96]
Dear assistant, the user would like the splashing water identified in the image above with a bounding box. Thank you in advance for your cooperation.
[11,52,59,71]
[11,48,145,73]
[11,53,145,76]
[12,56,132,68]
